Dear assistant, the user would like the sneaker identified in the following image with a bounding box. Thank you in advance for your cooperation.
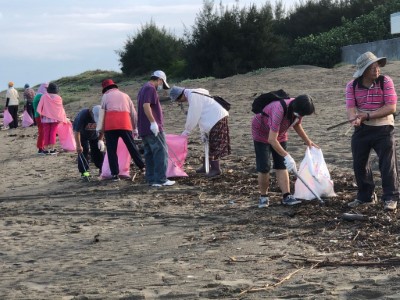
[348,193,377,208]
[282,194,302,206]
[49,149,58,155]
[111,175,120,181]
[37,149,45,155]
[384,200,397,211]
[42,150,50,155]
[162,179,175,186]
[151,183,162,187]
[258,196,269,208]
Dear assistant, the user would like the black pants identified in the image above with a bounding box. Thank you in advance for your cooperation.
[104,130,145,176]
[26,102,36,125]
[8,105,18,128]
[77,137,104,174]
[351,124,399,202]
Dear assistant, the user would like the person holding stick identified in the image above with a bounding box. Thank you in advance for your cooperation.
[346,51,399,211]
[251,94,318,208]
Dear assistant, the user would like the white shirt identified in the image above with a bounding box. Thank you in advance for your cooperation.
[6,87,19,106]
[182,88,229,136]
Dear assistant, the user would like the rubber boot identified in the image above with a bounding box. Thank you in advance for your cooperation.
[196,158,208,174]
[206,160,221,177]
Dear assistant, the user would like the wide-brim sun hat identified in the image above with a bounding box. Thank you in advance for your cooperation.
[169,86,185,101]
[152,70,170,89]
[353,51,387,78]
[102,79,118,94]
[92,105,101,123]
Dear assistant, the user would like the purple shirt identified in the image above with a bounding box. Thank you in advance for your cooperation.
[251,98,302,144]
[346,75,397,111]
[137,82,164,136]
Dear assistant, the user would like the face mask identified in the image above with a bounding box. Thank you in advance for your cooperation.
[293,112,301,118]
[157,84,163,91]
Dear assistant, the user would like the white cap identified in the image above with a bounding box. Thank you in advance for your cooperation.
[151,70,170,89]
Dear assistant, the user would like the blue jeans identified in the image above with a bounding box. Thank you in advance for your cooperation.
[142,132,168,184]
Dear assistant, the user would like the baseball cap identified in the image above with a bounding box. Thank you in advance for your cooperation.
[151,70,170,89]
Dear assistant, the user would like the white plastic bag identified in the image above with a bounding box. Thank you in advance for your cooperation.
[293,147,336,200]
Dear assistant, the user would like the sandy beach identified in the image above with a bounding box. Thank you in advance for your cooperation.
[1,63,400,299]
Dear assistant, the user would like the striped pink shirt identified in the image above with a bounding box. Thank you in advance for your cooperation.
[346,75,397,111]
[251,98,302,144]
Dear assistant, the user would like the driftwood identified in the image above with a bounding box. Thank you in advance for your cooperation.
[238,268,304,297]
[290,257,400,268]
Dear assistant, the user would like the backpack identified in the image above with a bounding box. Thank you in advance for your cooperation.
[192,91,231,111]
[251,89,290,115]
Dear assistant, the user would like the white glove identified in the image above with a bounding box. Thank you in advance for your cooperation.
[132,128,139,139]
[201,132,208,143]
[181,130,190,136]
[97,140,105,152]
[284,154,297,173]
[150,122,159,136]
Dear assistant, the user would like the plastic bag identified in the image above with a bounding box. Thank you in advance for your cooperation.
[3,109,13,126]
[293,147,336,200]
[56,121,76,151]
[101,138,131,179]
[166,134,188,177]
[22,110,34,127]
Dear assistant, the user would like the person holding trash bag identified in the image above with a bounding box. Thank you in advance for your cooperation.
[5,81,20,129]
[137,70,175,187]
[73,105,105,179]
[169,86,231,177]
[345,51,399,211]
[33,83,48,154]
[23,83,36,125]
[251,94,317,208]
[97,79,144,181]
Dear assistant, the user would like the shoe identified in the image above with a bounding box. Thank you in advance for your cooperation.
[49,149,58,155]
[42,150,50,155]
[258,196,269,208]
[282,194,301,206]
[151,183,162,187]
[162,180,175,186]
[111,175,120,181]
[37,149,45,155]
[384,200,397,211]
[348,193,377,208]
[206,160,221,178]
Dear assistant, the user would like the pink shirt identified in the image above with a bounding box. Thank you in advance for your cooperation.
[251,98,302,144]
[346,75,397,111]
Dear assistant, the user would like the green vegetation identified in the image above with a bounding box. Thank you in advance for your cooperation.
[117,0,400,78]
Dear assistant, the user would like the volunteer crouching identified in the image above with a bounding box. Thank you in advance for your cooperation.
[169,86,231,177]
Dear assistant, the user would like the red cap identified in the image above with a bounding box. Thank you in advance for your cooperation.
[101,79,118,93]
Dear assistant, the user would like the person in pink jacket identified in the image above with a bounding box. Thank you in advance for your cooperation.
[37,82,67,155]
[97,79,145,181]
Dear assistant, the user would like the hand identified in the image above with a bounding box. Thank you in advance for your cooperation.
[132,128,139,139]
[76,145,83,154]
[181,130,189,136]
[284,154,297,173]
[98,140,105,152]
[201,133,209,143]
[150,122,159,136]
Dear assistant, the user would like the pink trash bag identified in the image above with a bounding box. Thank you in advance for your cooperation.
[3,109,13,126]
[56,121,76,151]
[166,134,188,178]
[101,138,131,179]
[22,110,34,127]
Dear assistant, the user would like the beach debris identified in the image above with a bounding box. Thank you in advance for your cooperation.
[93,234,100,243]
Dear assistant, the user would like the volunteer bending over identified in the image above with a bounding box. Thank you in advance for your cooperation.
[251,94,318,208]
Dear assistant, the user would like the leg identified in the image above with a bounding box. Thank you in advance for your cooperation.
[104,131,120,176]
[275,169,290,194]
[142,136,155,184]
[89,139,105,172]
[42,122,51,150]
[47,122,59,152]
[373,125,399,202]
[352,125,375,202]
[8,106,18,128]
[119,130,145,169]
[258,172,270,195]
[152,132,168,184]
[36,117,44,151]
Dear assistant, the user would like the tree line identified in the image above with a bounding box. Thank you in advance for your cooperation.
[117,0,400,80]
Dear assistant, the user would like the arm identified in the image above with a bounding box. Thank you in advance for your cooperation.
[74,131,83,153]
[268,130,288,157]
[143,103,155,123]
[293,123,319,148]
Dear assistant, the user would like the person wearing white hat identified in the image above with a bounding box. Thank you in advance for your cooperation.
[73,105,105,179]
[137,70,175,187]
[169,85,231,178]
[5,81,20,129]
[346,51,399,211]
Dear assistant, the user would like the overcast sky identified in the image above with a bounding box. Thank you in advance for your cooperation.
[0,0,297,89]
